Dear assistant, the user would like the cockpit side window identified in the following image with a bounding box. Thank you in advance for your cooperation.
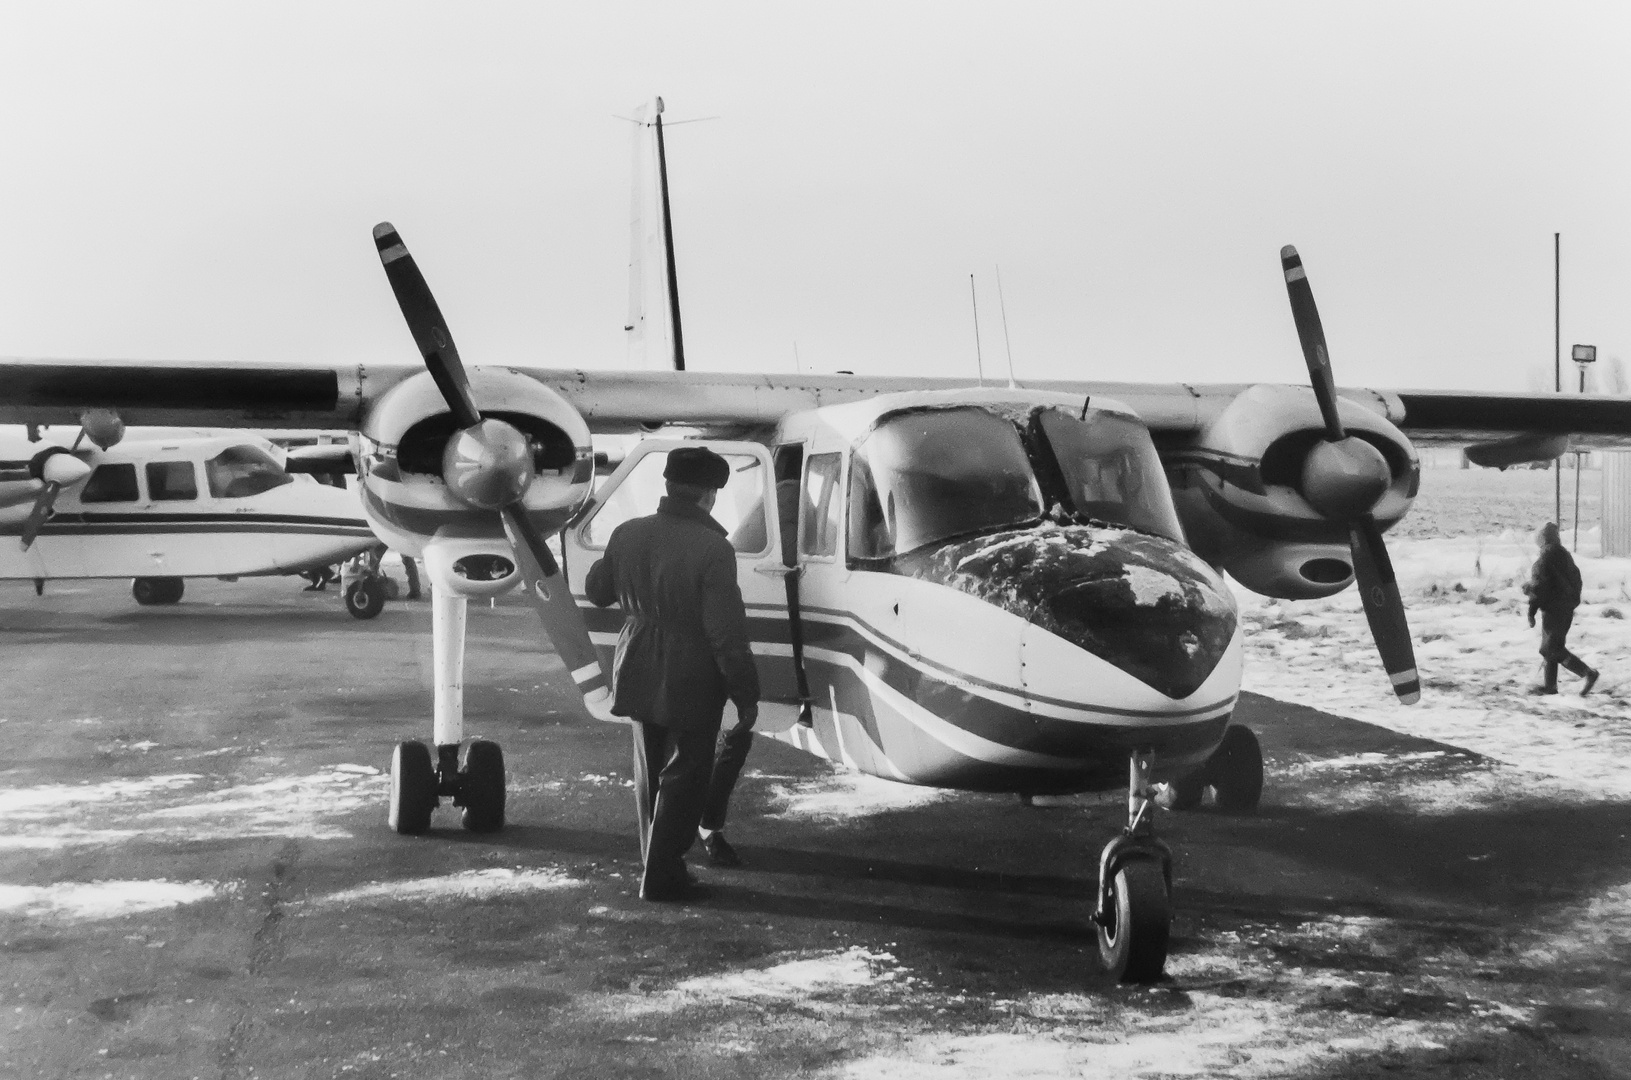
[798,453,842,559]
[205,446,293,499]
[1030,407,1186,543]
[146,461,198,501]
[80,462,139,503]
[847,406,1043,561]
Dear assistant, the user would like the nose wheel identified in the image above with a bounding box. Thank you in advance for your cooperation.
[388,739,506,834]
[1094,748,1172,983]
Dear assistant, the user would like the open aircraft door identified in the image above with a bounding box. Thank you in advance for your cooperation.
[563,440,805,730]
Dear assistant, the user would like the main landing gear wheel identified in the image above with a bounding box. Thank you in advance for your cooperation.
[132,576,185,605]
[1209,726,1264,814]
[1162,725,1264,814]
[458,740,505,833]
[346,577,387,620]
[389,740,438,834]
[1095,749,1173,984]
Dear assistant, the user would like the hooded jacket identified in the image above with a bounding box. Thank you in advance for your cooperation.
[1525,533,1583,617]
[584,496,760,730]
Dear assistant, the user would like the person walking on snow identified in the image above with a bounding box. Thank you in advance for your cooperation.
[1523,521,1598,696]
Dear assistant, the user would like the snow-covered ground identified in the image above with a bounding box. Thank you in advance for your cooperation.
[1239,528,1631,797]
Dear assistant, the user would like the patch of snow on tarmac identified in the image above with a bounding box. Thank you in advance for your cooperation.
[674,947,903,998]
[311,867,582,906]
[767,772,950,820]
[0,879,221,921]
[840,992,1456,1080]
[1239,532,1631,798]
[0,765,388,849]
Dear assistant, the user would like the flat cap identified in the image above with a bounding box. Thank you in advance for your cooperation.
[664,445,731,490]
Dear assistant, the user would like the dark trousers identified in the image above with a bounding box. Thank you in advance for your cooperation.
[1539,608,1592,688]
[632,719,720,895]
[402,556,421,598]
[701,725,755,832]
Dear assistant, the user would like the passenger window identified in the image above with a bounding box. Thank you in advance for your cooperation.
[146,461,198,501]
[799,453,842,559]
[206,445,294,499]
[80,463,139,503]
[582,449,770,555]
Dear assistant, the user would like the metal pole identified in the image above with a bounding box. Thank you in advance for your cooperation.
[1574,364,1586,551]
[970,274,985,386]
[1555,232,1561,525]
[654,109,685,371]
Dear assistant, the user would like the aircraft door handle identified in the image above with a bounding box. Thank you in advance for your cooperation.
[754,564,795,578]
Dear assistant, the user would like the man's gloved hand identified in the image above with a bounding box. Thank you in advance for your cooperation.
[732,703,758,733]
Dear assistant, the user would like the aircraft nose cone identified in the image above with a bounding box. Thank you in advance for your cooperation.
[901,523,1238,700]
[1038,557,1236,699]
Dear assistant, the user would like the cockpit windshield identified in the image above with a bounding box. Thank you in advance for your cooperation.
[205,445,293,499]
[848,406,1043,560]
[1032,407,1185,542]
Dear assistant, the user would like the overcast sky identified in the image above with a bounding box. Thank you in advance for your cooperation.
[0,2,1626,393]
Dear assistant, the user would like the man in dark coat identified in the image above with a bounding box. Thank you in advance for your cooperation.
[584,446,760,900]
[1523,521,1598,696]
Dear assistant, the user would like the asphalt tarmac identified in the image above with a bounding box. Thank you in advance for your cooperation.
[1,578,1627,1079]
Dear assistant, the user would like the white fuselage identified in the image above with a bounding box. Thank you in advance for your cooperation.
[0,433,376,580]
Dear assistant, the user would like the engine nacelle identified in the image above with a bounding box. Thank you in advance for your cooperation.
[356,368,594,560]
[1167,384,1419,599]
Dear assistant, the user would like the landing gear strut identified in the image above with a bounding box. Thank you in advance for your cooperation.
[1094,748,1172,984]
[387,588,506,834]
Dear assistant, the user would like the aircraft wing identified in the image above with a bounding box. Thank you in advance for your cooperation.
[1,358,1629,452]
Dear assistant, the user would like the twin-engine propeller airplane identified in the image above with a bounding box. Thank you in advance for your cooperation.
[3,227,1629,984]
[0,420,376,603]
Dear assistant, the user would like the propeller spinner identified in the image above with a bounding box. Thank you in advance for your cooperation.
[1280,245,1419,704]
[19,447,91,551]
[372,222,612,716]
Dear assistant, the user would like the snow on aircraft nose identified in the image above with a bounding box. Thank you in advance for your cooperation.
[901,522,1238,700]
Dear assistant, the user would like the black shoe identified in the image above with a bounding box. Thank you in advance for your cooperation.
[406,591,422,601]
[302,583,322,592]
[701,831,742,868]
[1583,669,1600,696]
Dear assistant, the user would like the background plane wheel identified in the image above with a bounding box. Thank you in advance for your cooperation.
[460,740,506,833]
[1097,858,1170,984]
[1210,725,1264,815]
[132,576,184,605]
[1166,771,1205,811]
[389,740,437,834]
[346,578,387,620]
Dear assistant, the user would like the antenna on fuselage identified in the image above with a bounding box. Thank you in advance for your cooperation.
[995,265,1017,389]
[969,274,986,387]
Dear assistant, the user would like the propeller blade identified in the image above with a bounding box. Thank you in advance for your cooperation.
[1280,245,1346,442]
[1349,520,1420,704]
[499,505,615,720]
[372,223,483,430]
[19,482,61,551]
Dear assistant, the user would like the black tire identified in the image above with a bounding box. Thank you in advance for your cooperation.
[345,578,386,620]
[389,740,437,834]
[132,576,184,605]
[1210,725,1264,815]
[1097,858,1170,984]
[460,740,506,833]
[1167,771,1205,811]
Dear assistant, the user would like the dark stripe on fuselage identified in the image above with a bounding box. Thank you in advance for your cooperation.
[578,601,1233,763]
[0,511,373,539]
